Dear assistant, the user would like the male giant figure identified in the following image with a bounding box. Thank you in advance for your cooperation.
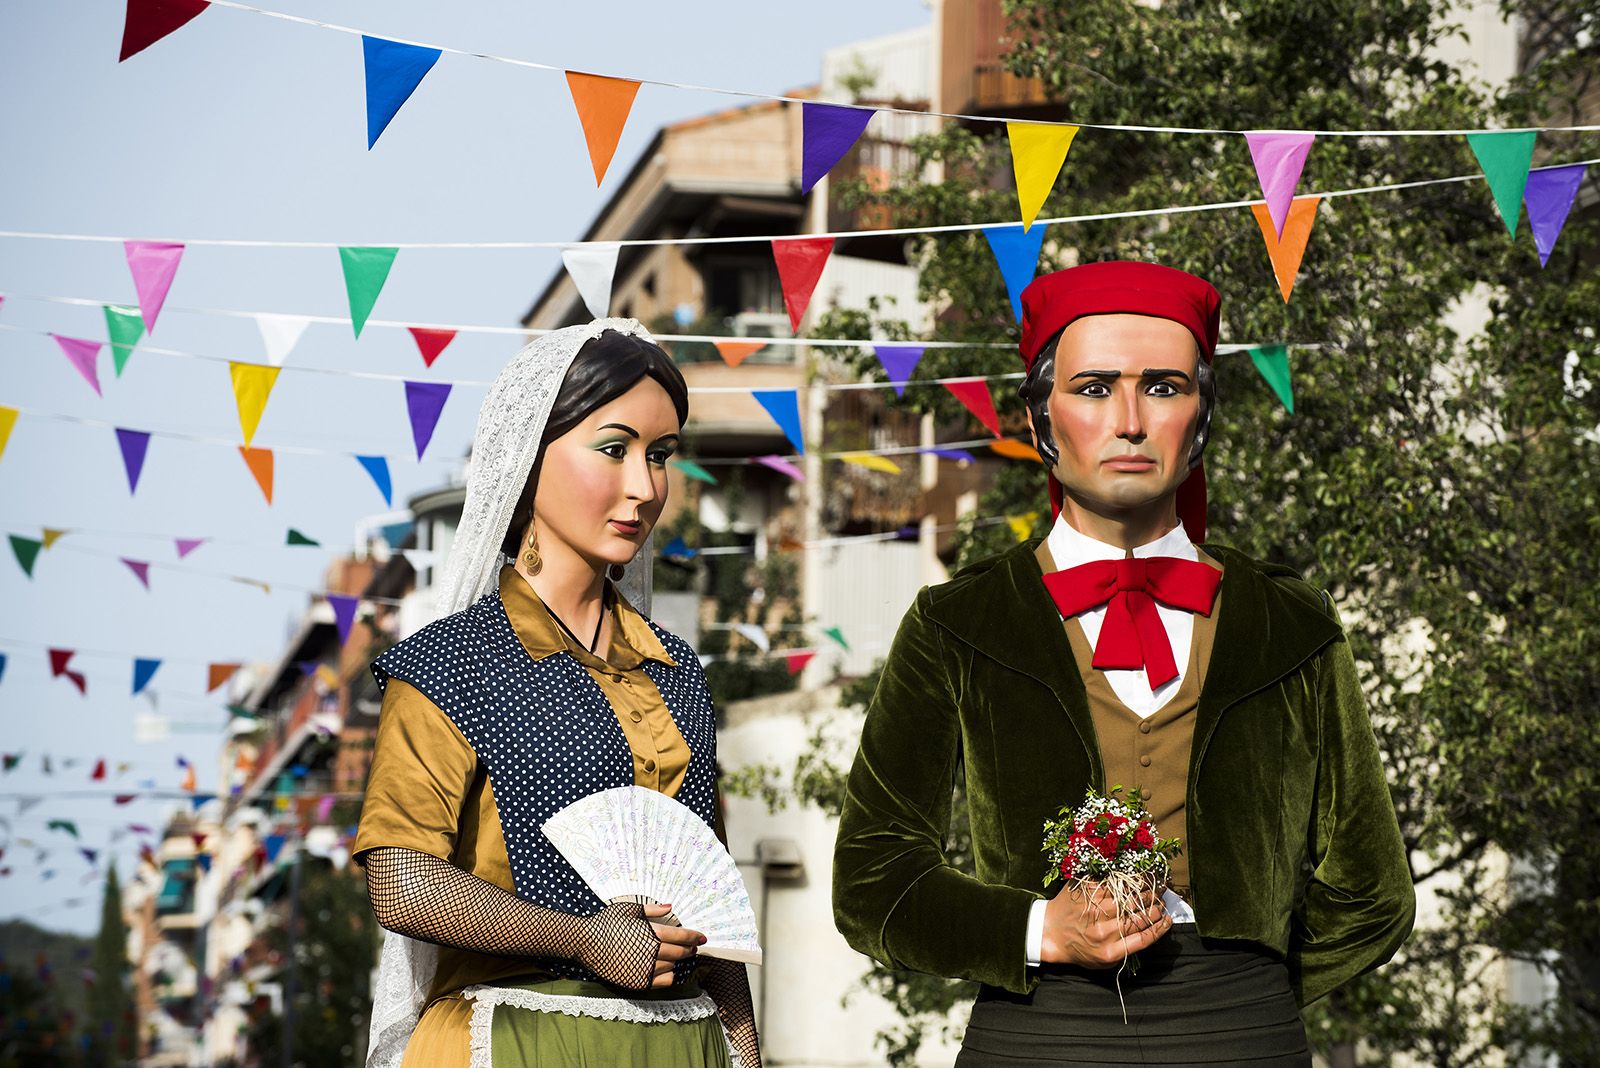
[832,262,1414,1064]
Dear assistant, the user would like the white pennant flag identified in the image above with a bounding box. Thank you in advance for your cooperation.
[401,548,439,570]
[732,623,771,653]
[17,796,42,816]
[254,313,311,366]
[561,244,620,319]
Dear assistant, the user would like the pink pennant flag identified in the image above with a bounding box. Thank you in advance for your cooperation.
[1245,132,1315,239]
[123,240,185,333]
[755,455,805,481]
[174,537,206,559]
[52,336,104,396]
[943,378,1002,437]
[121,559,151,590]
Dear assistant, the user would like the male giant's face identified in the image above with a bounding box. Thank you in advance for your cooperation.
[1040,313,1204,517]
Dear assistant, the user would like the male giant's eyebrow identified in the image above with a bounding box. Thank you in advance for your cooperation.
[1066,368,1192,382]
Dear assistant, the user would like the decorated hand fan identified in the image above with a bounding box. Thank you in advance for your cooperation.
[542,785,763,965]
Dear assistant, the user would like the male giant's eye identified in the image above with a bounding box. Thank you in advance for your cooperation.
[1076,382,1111,398]
[1146,381,1180,397]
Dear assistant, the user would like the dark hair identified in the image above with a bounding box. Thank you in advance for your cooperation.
[499,330,690,559]
[1016,328,1215,471]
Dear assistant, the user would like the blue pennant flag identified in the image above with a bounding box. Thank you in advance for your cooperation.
[132,658,161,697]
[355,455,392,506]
[752,389,805,454]
[363,36,443,149]
[982,223,1048,323]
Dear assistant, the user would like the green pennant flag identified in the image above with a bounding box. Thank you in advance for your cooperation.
[9,535,42,577]
[670,458,719,485]
[2,752,21,772]
[47,819,79,838]
[286,528,320,547]
[1466,131,1537,237]
[1247,344,1295,413]
[339,246,400,338]
[104,305,145,377]
[823,626,850,651]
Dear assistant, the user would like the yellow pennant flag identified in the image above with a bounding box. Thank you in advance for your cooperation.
[1007,511,1040,543]
[0,406,16,464]
[229,363,281,446]
[1008,122,1079,231]
[838,452,902,475]
[41,528,69,549]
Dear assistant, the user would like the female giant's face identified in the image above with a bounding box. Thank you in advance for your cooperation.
[532,377,682,573]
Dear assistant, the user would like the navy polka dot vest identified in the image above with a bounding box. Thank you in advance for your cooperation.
[369,587,719,983]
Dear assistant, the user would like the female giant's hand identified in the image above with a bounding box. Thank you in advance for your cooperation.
[579,900,705,989]
[1040,879,1172,968]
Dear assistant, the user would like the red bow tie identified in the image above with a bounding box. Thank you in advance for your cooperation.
[1041,557,1222,687]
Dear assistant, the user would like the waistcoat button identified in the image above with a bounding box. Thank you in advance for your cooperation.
[630,710,643,723]
[1139,721,1152,734]
[644,758,657,773]
[1139,754,1152,767]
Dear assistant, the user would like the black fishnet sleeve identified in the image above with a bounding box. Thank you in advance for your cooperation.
[362,845,677,990]
[698,957,762,1068]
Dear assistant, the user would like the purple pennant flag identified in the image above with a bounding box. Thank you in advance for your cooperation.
[174,537,205,559]
[802,102,876,194]
[873,345,926,397]
[928,447,978,463]
[327,594,359,646]
[755,455,805,481]
[316,794,337,822]
[122,559,151,590]
[1524,163,1587,267]
[404,381,451,459]
[115,428,150,494]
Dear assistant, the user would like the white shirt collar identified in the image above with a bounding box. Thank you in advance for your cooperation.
[1044,512,1198,571]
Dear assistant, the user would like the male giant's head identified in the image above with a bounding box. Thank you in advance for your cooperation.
[1016,261,1220,541]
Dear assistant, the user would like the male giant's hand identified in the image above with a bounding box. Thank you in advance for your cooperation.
[1039,879,1172,967]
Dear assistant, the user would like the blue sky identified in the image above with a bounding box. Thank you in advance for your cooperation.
[0,0,930,935]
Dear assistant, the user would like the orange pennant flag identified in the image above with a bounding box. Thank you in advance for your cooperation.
[714,341,765,368]
[238,446,274,504]
[989,439,1042,462]
[566,72,642,186]
[1251,196,1320,303]
[207,663,241,693]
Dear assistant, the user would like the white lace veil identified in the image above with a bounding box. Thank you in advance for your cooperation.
[366,317,661,1068]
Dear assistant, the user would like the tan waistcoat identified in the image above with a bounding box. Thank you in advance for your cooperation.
[1035,541,1223,902]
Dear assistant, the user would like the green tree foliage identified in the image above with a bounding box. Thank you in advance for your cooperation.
[0,921,90,1068]
[762,0,1597,1061]
[84,864,135,1066]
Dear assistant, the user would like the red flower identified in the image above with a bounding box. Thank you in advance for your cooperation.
[1094,833,1119,859]
[1059,854,1075,879]
[1134,822,1155,849]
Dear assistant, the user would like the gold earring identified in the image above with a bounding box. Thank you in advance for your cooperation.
[523,523,543,576]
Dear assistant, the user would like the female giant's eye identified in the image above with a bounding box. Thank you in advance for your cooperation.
[597,442,628,459]
[647,446,675,466]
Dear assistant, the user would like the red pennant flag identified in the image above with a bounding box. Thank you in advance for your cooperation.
[91,759,106,781]
[785,651,818,675]
[408,327,457,367]
[772,237,834,332]
[120,0,210,62]
[115,794,138,805]
[48,650,87,696]
[207,663,241,693]
[943,378,1002,437]
[238,446,274,505]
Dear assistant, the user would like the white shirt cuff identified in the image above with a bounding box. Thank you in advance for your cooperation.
[1024,898,1048,965]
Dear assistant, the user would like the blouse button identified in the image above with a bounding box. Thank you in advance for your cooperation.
[644,758,657,773]
[1139,721,1152,734]
[1139,754,1152,767]
[629,710,643,723]
[610,673,624,683]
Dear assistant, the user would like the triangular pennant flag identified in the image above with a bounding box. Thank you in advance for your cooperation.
[839,452,902,474]
[41,528,68,549]
[207,663,241,693]
[52,335,103,396]
[356,455,393,505]
[182,765,198,793]
[823,626,850,651]
[253,313,310,366]
[229,362,281,446]
[565,72,642,185]
[327,594,360,646]
[802,102,876,194]
[363,36,442,149]
[404,381,452,459]
[238,446,274,504]
[0,654,5,686]
[407,327,457,367]
[755,455,805,481]
[732,623,771,653]
[174,537,205,559]
[989,439,1042,461]
[785,651,818,675]
[132,658,161,697]
[1244,132,1316,238]
[1008,122,1078,231]
[91,759,106,781]
[115,795,137,805]
[981,224,1048,323]
[116,428,151,495]
[1247,344,1294,412]
[122,559,151,589]
[873,345,925,397]
[1467,131,1537,236]
[943,378,1002,437]
[752,389,805,453]
[47,819,79,838]
[0,406,15,465]
[714,341,765,368]
[286,528,320,546]
[561,245,621,319]
[1251,196,1320,303]
[119,0,209,61]
[123,241,184,333]
[661,537,697,561]
[772,237,834,332]
[48,650,87,696]
[927,447,977,463]
[10,536,42,578]
[670,458,718,484]
[0,751,17,771]
[1524,163,1587,267]
[339,247,399,337]
[103,305,145,377]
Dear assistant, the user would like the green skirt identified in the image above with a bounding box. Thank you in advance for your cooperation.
[463,977,735,1068]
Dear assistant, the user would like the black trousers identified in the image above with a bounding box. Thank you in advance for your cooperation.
[955,925,1311,1066]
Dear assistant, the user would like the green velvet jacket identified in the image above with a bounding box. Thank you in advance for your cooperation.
[832,537,1414,1006]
